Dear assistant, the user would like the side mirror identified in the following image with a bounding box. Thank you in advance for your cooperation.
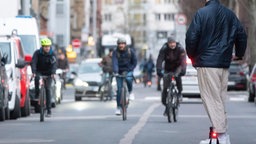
[15,58,26,68]
[71,71,77,76]
[1,54,8,66]
[24,55,32,63]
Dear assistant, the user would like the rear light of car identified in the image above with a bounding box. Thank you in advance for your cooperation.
[251,74,256,82]
[239,72,245,76]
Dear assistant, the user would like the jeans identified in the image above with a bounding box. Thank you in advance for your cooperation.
[161,75,182,106]
[116,71,133,108]
[35,75,53,113]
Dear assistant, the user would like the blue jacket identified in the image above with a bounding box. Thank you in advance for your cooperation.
[112,47,137,74]
[185,0,247,68]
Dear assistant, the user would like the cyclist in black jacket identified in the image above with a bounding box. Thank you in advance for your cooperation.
[31,38,57,117]
[156,37,186,116]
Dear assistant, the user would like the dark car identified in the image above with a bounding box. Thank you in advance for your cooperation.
[248,63,256,102]
[228,62,248,91]
[0,50,9,121]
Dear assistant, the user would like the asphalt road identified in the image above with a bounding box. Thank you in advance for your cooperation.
[0,82,255,144]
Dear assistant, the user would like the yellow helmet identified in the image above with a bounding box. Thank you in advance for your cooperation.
[41,38,52,46]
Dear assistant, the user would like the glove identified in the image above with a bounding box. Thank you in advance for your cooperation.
[157,69,163,77]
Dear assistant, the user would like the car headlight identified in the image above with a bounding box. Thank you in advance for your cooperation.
[74,79,89,87]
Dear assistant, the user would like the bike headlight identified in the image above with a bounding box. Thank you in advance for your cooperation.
[74,79,89,87]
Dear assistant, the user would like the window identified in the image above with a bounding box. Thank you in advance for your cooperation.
[156,31,168,39]
[104,13,112,22]
[56,3,64,15]
[155,13,161,21]
[56,34,64,47]
[164,13,174,21]
[155,0,161,4]
[0,43,11,64]
[164,0,171,3]
[105,0,112,4]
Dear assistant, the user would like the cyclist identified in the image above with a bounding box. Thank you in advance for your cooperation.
[143,55,155,86]
[57,50,69,89]
[156,37,186,116]
[112,38,137,115]
[31,38,57,117]
[99,49,114,99]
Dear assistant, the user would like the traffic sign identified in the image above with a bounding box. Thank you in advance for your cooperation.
[72,39,81,48]
[176,14,187,25]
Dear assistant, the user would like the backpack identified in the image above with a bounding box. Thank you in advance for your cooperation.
[117,47,131,59]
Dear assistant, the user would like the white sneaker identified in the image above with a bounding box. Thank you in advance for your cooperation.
[129,92,135,101]
[219,134,231,144]
[199,135,231,144]
[115,108,121,115]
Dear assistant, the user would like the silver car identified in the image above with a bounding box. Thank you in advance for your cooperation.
[181,59,200,98]
[74,58,103,101]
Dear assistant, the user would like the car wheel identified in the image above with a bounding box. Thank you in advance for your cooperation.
[248,91,255,102]
[0,106,5,121]
[34,104,40,113]
[21,92,30,117]
[75,96,82,101]
[5,102,10,120]
[10,94,21,119]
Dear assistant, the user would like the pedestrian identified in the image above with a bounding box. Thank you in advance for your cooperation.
[186,0,247,143]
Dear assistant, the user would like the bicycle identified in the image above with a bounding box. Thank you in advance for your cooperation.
[31,75,55,122]
[99,73,113,101]
[114,73,129,121]
[164,72,180,123]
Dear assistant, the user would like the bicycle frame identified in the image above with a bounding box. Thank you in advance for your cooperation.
[114,74,129,121]
[164,72,179,123]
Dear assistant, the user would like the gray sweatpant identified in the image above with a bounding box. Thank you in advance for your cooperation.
[197,68,228,133]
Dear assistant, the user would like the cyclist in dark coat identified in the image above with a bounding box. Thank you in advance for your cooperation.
[156,37,186,115]
[31,38,57,117]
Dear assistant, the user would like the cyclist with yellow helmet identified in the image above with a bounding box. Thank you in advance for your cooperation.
[31,38,57,117]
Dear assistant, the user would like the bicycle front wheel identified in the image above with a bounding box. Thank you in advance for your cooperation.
[121,87,127,121]
[40,88,46,122]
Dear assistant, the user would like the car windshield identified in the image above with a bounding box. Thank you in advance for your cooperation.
[229,63,241,73]
[19,35,37,55]
[0,43,11,64]
[78,62,101,74]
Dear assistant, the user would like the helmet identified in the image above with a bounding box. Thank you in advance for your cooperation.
[117,38,126,44]
[41,38,52,46]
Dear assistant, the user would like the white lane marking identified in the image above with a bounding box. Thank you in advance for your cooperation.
[150,114,256,119]
[0,139,54,144]
[119,103,160,144]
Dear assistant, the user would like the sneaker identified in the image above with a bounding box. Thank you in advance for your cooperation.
[115,108,121,115]
[45,110,51,117]
[199,134,230,144]
[129,92,135,101]
[218,133,231,144]
[163,107,167,116]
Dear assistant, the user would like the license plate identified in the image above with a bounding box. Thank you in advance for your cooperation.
[228,81,235,85]
[183,76,197,81]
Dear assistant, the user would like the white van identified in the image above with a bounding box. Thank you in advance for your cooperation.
[0,16,40,56]
[0,36,27,119]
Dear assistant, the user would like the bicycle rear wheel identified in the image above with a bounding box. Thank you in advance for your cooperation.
[40,88,46,122]
[121,87,127,121]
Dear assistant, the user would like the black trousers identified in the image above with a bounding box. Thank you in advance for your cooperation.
[161,75,182,106]
[35,75,53,112]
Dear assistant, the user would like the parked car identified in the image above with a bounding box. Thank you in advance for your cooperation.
[248,63,256,102]
[0,50,9,121]
[228,62,248,91]
[181,58,200,98]
[51,69,64,107]
[0,36,26,119]
[74,58,103,101]
[13,35,31,117]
